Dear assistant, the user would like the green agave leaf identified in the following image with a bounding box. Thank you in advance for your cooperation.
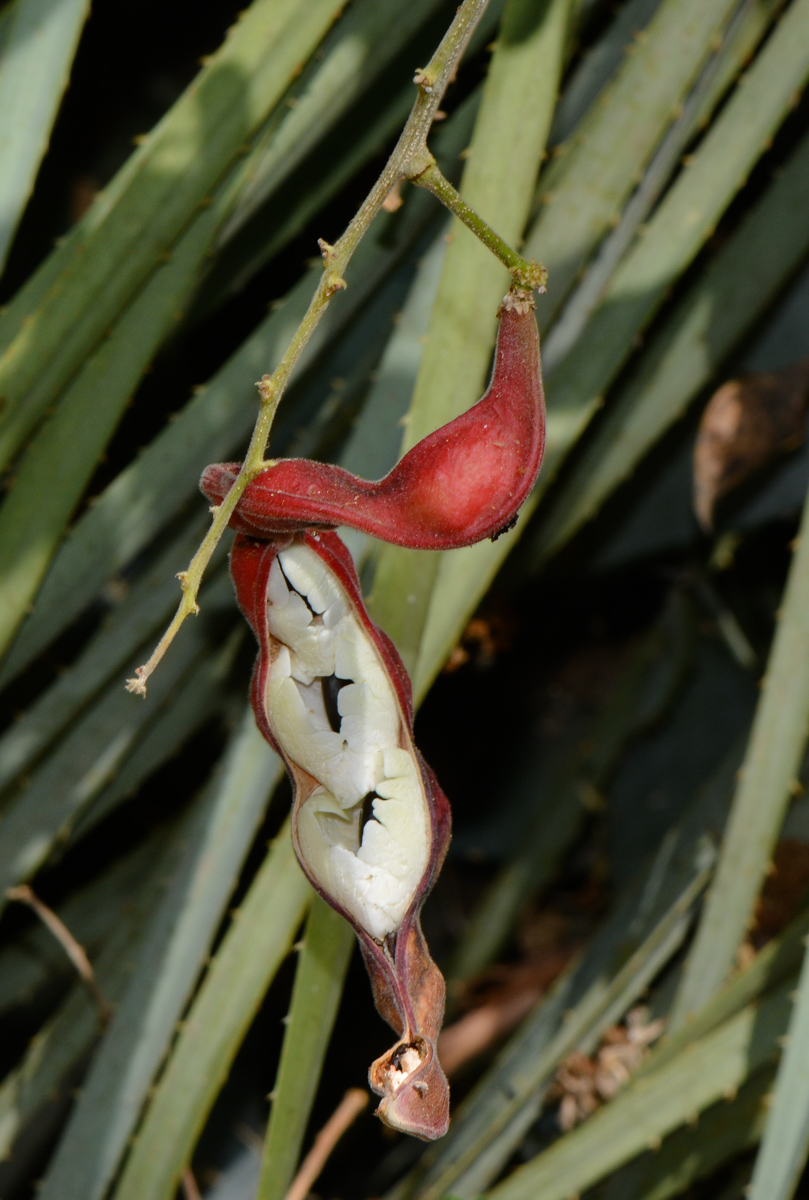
[597,1069,772,1200]
[739,934,809,1200]
[524,0,742,321]
[340,227,449,489]
[109,822,312,1200]
[218,0,450,246]
[0,0,344,467]
[531,124,809,564]
[0,572,235,901]
[38,710,284,1200]
[645,906,809,1078]
[548,0,662,144]
[672,476,809,1023]
[0,174,242,661]
[256,898,355,1200]
[539,0,809,483]
[369,0,572,674]
[0,0,90,274]
[485,978,792,1200]
[541,0,782,370]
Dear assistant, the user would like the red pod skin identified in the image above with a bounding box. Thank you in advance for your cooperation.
[230,530,452,1139]
[200,294,544,550]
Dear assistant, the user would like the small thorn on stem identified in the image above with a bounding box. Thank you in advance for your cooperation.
[257,374,273,405]
[325,273,347,297]
[318,237,335,260]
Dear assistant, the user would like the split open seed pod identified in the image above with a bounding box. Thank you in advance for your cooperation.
[230,529,452,1139]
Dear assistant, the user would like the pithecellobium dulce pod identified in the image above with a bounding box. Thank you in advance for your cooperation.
[201,290,545,1140]
[230,530,452,1139]
[200,291,544,549]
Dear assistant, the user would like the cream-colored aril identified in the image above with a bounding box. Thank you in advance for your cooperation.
[265,543,430,940]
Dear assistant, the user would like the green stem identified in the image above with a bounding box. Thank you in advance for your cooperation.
[409,151,547,290]
[127,0,492,695]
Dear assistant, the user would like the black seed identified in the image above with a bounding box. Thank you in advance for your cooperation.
[322,674,350,732]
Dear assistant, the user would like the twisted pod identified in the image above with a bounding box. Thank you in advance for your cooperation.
[201,291,544,1139]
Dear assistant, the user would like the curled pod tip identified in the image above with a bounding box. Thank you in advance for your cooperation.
[201,291,544,551]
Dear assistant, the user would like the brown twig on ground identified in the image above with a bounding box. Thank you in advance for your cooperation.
[282,1088,368,1200]
[6,883,111,1022]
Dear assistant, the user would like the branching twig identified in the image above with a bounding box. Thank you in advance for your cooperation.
[6,883,111,1022]
[282,1088,368,1200]
[409,150,547,291]
[126,0,542,695]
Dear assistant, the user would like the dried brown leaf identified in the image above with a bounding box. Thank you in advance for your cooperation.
[693,358,809,531]
[550,1007,664,1130]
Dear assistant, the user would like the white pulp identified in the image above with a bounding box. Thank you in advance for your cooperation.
[266,542,431,940]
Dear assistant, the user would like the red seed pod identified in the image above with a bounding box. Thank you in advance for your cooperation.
[201,291,544,550]
[231,530,452,1139]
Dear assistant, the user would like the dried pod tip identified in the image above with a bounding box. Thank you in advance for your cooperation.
[500,286,536,316]
[370,1034,450,1140]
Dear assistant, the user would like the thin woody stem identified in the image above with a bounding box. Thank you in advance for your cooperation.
[6,884,111,1022]
[408,151,547,291]
[282,1089,368,1200]
[128,0,500,695]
